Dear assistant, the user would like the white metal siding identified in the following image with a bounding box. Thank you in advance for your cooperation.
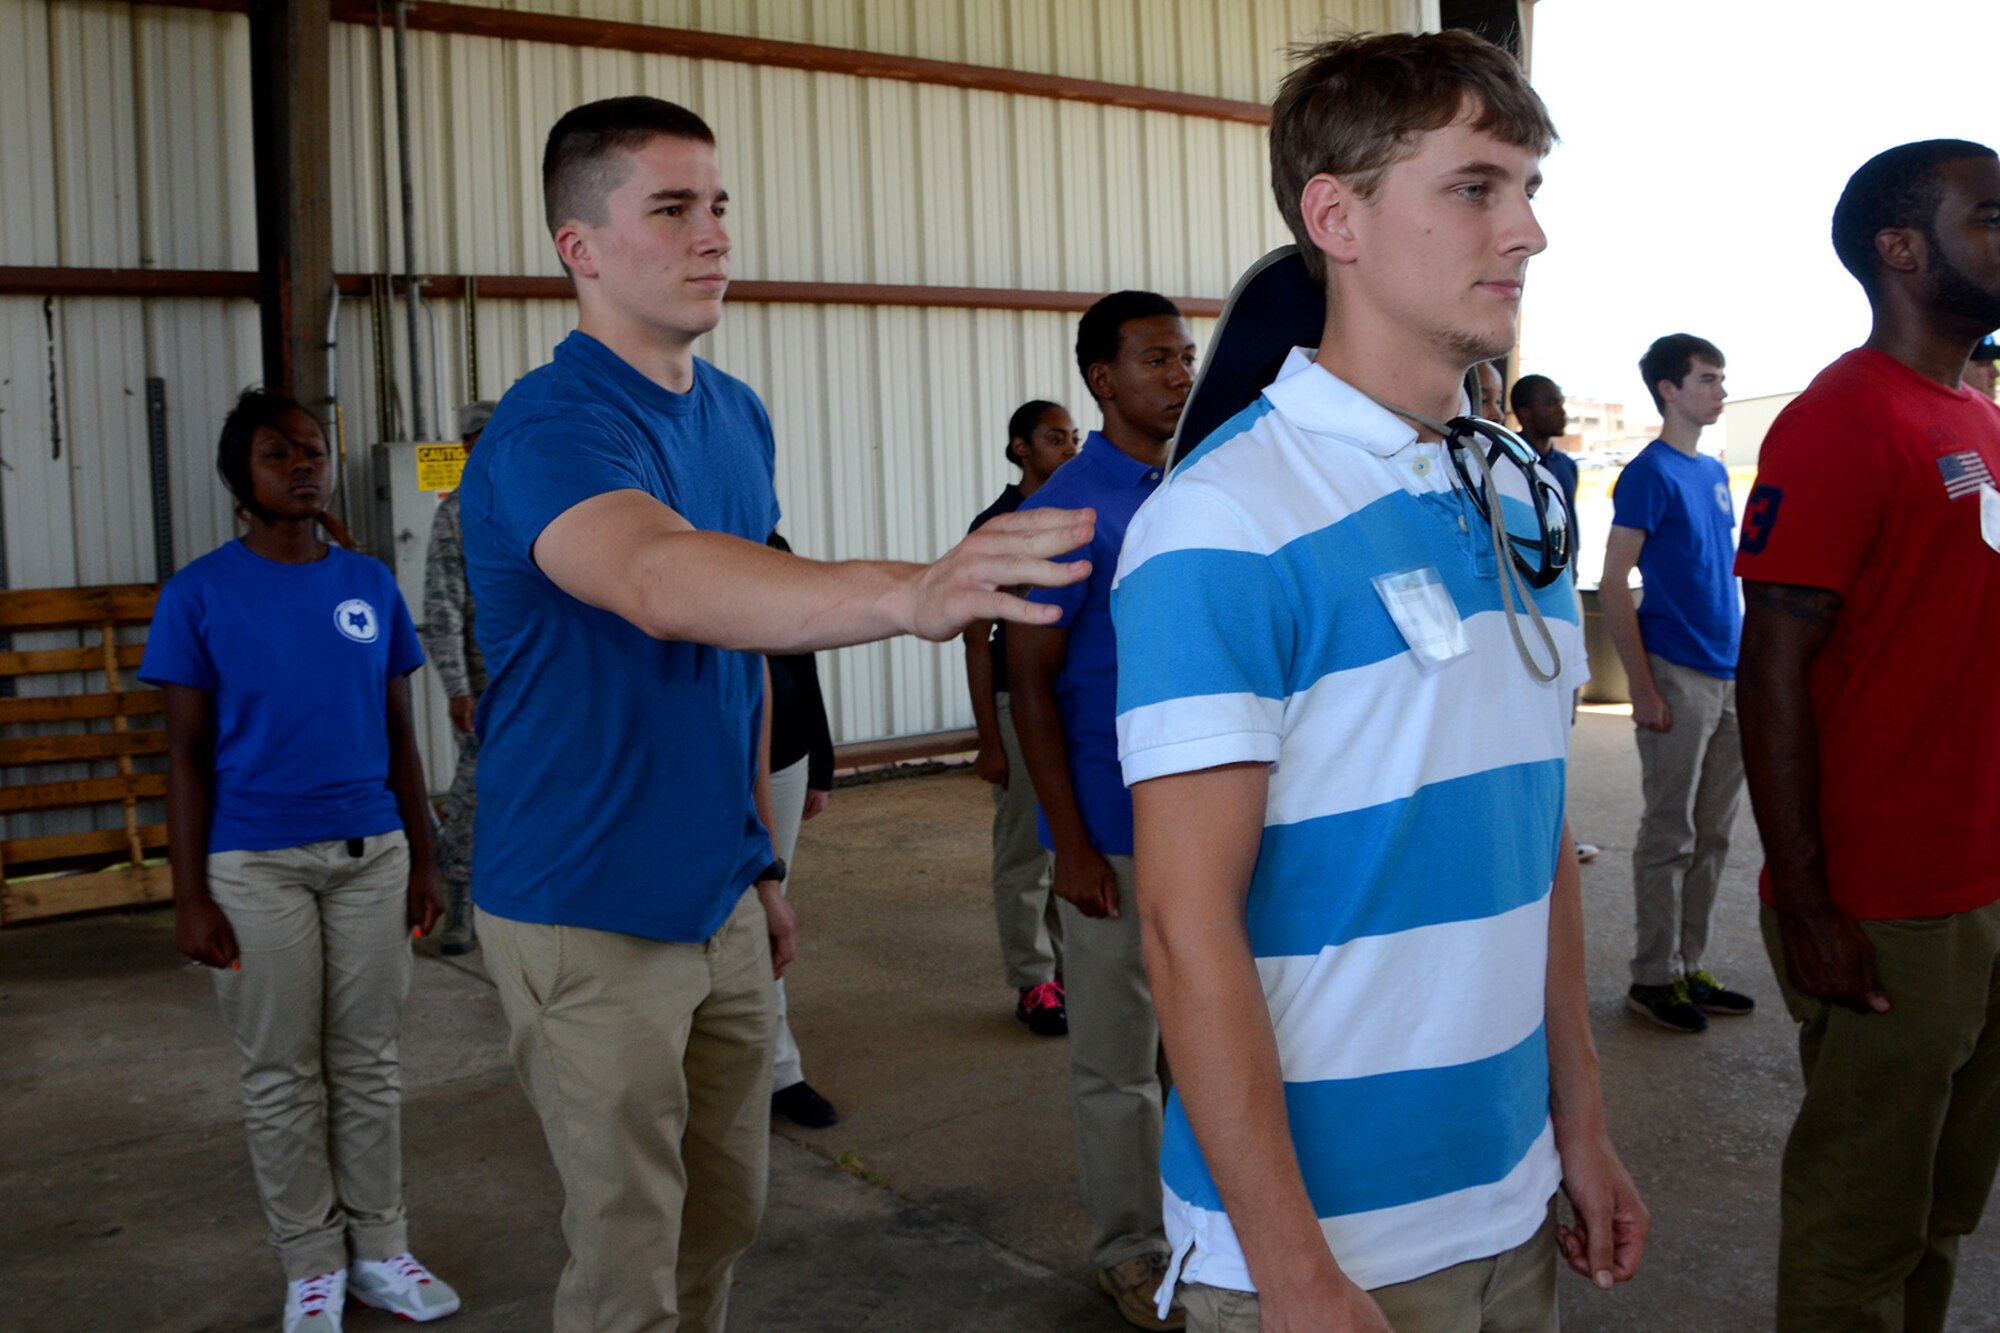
[4,0,1429,777]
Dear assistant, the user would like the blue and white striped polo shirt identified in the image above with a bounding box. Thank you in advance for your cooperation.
[1112,351,1589,1295]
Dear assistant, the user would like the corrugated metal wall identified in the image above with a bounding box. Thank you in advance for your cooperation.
[2,0,1436,809]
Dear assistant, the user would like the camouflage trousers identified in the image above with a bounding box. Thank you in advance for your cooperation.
[437,728,479,887]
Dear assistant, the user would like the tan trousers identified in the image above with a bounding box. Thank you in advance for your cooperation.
[992,694,1061,990]
[1182,1212,1558,1333]
[1059,852,1168,1269]
[1763,902,2000,1333]
[1630,653,1745,986]
[481,892,776,1333]
[206,831,414,1280]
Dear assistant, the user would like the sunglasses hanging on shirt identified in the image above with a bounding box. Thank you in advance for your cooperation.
[1365,398,1570,684]
[1444,416,1574,591]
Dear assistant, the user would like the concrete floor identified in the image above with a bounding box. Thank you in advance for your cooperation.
[3,709,1997,1332]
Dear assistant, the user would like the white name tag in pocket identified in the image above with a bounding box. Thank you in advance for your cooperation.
[1981,483,2000,554]
[1373,565,1471,670]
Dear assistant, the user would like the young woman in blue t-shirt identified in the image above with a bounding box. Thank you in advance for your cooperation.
[141,390,461,1331]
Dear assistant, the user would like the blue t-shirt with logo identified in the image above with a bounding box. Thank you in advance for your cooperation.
[458,331,780,944]
[1018,432,1165,856]
[139,540,424,853]
[1611,439,1741,678]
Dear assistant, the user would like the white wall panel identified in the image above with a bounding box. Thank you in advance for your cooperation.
[0,0,60,267]
[0,298,75,591]
[451,0,1435,101]
[135,7,255,269]
[49,1,141,268]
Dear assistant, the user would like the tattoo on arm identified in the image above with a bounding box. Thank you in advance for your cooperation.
[1743,581,1842,628]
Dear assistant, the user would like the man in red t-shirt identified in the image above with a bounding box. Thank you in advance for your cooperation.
[1736,139,2000,1333]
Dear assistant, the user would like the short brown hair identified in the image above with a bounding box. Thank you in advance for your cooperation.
[542,96,715,240]
[1269,31,1557,283]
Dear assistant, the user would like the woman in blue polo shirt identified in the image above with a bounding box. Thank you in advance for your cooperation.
[141,389,461,1332]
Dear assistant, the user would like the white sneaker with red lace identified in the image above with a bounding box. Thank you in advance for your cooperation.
[347,1252,462,1322]
[283,1270,346,1332]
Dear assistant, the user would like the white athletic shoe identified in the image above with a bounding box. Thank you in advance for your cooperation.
[348,1252,462,1322]
[283,1270,346,1332]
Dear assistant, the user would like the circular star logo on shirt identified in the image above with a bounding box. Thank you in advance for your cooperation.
[334,598,380,644]
[1714,482,1732,514]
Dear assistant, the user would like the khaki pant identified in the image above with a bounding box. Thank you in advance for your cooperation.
[1763,901,2000,1333]
[992,694,1062,990]
[206,832,414,1280]
[1059,852,1168,1269]
[1630,653,1745,986]
[1182,1212,1558,1333]
[481,892,776,1333]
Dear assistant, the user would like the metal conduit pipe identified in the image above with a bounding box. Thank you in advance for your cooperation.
[392,0,426,439]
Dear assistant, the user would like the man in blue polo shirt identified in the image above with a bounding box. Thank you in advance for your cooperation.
[1009,290,1196,1331]
[460,97,1092,1333]
[1601,333,1757,1035]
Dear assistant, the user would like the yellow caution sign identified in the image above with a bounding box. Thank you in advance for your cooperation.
[414,443,467,493]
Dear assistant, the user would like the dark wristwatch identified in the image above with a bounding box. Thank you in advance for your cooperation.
[756,858,788,885]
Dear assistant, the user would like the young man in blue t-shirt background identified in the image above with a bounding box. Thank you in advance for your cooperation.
[1601,333,1757,1033]
[1009,291,1196,1330]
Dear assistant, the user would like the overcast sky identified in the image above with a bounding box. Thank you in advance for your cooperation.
[1520,0,1995,419]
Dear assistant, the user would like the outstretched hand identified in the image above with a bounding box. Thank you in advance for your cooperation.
[902,507,1095,642]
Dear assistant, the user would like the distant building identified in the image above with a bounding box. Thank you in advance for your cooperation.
[1721,391,1802,470]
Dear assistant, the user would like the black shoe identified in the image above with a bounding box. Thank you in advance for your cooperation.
[771,1080,839,1128]
[1016,981,1068,1037]
[1626,980,1708,1033]
[1685,970,1755,1016]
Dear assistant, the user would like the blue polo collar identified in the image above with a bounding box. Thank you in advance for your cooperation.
[1079,430,1168,486]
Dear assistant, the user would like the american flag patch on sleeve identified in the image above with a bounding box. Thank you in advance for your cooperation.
[1939,451,1997,500]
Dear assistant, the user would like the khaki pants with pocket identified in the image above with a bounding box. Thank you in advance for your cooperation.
[1182,1210,1558,1333]
[1058,852,1169,1270]
[481,891,776,1333]
[992,694,1062,990]
[1763,901,2000,1333]
[1630,653,1745,986]
[206,831,414,1280]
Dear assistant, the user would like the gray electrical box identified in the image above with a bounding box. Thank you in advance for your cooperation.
[372,440,465,615]
[370,439,469,795]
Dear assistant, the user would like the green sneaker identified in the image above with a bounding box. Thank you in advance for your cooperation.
[1626,979,1707,1033]
[1686,970,1755,1016]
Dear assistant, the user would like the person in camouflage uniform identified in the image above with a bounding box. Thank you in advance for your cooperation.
[421,400,495,955]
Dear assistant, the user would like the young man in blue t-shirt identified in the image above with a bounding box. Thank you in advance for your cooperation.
[460,96,1093,1332]
[1009,291,1196,1330]
[1601,334,1757,1033]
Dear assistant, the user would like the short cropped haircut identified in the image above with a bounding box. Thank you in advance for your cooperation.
[1270,31,1558,283]
[216,388,318,523]
[543,96,716,241]
[1638,334,1725,414]
[1831,139,1997,295]
[1509,372,1557,416]
[1006,399,1064,464]
[1075,291,1183,399]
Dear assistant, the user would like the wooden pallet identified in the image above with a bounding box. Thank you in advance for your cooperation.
[0,584,170,925]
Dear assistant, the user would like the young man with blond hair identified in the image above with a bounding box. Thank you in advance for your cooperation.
[1113,33,1647,1331]
[458,96,1091,1332]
